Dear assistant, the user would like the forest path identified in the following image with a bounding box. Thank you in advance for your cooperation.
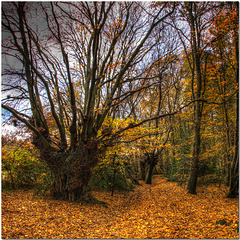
[2,175,239,239]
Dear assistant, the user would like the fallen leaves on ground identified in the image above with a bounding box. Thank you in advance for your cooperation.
[2,175,239,239]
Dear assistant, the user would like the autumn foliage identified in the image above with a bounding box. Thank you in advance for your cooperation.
[1,2,239,238]
[2,176,239,239]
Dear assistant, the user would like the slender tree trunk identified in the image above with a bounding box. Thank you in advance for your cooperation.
[227,7,239,197]
[111,153,117,196]
[227,88,239,198]
[187,121,201,194]
[187,2,203,194]
[227,147,239,198]
[124,162,140,185]
[223,101,232,186]
[140,160,147,181]
[9,169,15,189]
[145,158,156,184]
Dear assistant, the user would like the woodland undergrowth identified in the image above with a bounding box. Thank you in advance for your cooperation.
[2,175,239,239]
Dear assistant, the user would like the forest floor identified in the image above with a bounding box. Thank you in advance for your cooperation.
[2,175,239,239]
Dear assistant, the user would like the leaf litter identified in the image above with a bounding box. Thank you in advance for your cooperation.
[2,175,239,239]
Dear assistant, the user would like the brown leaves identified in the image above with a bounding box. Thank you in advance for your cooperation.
[2,176,239,239]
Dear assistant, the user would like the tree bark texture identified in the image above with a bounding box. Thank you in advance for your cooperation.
[36,139,99,202]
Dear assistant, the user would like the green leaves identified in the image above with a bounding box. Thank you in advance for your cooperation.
[2,143,52,191]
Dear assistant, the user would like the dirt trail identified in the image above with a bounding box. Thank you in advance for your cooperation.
[2,175,239,239]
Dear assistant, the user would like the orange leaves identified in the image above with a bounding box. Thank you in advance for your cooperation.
[106,31,111,39]
[2,176,239,239]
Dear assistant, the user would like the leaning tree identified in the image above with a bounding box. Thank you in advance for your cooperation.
[2,2,176,201]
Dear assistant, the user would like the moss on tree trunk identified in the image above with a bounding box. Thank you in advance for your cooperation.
[35,139,99,202]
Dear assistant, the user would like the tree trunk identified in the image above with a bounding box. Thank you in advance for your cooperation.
[145,160,156,184]
[186,2,203,195]
[187,122,201,194]
[227,153,239,198]
[124,163,140,185]
[227,8,239,198]
[145,151,159,184]
[140,160,147,181]
[9,169,15,189]
[36,140,99,202]
[227,95,238,198]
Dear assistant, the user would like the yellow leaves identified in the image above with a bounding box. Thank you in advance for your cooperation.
[2,176,239,239]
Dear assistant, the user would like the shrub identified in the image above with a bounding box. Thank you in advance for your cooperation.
[88,159,134,192]
[2,147,52,192]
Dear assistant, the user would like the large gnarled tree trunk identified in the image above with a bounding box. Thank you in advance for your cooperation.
[2,2,176,201]
[51,142,98,202]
